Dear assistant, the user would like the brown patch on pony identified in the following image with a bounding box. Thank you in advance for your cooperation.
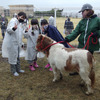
[36,34,54,57]
[89,68,95,88]
[42,35,53,57]
[63,48,78,52]
[87,52,93,68]
[64,55,79,72]
[36,34,44,51]
[87,51,95,88]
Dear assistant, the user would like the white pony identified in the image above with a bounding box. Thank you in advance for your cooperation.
[36,34,95,95]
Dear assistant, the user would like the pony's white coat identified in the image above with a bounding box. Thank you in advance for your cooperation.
[36,34,95,95]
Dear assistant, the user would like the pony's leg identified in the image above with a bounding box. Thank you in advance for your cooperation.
[80,79,85,87]
[59,70,63,80]
[52,66,60,82]
[79,71,93,95]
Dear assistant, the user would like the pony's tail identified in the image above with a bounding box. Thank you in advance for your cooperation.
[89,57,95,88]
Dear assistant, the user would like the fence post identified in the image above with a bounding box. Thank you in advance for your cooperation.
[54,8,58,27]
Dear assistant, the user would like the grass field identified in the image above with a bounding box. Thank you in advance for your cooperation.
[0,17,100,100]
[0,53,100,100]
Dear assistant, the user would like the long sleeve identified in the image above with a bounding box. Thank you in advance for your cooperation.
[6,18,18,34]
[65,23,80,42]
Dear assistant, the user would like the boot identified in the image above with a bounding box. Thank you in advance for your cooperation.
[33,62,39,68]
[29,65,35,71]
[49,67,53,71]
[45,63,50,68]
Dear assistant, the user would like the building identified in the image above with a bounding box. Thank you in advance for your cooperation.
[4,9,10,16]
[9,5,34,17]
[0,6,4,15]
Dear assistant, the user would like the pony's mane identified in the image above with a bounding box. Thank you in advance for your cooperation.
[36,34,54,51]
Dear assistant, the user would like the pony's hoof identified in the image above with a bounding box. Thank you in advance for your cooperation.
[85,91,93,95]
[53,79,57,82]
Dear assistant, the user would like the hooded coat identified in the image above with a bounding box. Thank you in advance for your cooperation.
[24,27,39,60]
[2,18,26,64]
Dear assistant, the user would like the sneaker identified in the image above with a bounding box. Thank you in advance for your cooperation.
[34,62,39,68]
[29,65,35,71]
[14,72,19,76]
[49,67,53,71]
[19,70,25,73]
[45,64,50,68]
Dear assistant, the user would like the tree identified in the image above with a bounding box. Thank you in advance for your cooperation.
[34,9,63,17]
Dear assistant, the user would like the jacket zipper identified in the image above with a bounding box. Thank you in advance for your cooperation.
[84,18,90,45]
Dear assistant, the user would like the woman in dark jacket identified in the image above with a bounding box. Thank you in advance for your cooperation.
[41,19,69,48]
[41,19,69,71]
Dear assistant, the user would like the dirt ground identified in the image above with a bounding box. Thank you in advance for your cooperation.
[0,52,100,100]
[0,17,100,100]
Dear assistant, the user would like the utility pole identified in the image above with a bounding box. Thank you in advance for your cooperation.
[54,8,58,27]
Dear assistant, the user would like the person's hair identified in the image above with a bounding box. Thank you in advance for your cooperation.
[41,19,48,25]
[68,18,70,21]
[18,12,26,18]
[31,19,38,25]
[86,9,94,17]
[31,19,40,35]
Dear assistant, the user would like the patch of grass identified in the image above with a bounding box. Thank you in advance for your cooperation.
[0,53,100,100]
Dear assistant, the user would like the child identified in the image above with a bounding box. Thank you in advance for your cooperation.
[24,19,40,71]
[2,12,26,76]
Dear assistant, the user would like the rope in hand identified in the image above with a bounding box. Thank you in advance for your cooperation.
[66,32,98,50]
[82,32,98,50]
[38,32,98,51]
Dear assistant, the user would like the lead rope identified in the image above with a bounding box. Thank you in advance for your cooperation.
[38,33,98,51]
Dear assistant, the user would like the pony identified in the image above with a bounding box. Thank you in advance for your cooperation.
[36,34,95,95]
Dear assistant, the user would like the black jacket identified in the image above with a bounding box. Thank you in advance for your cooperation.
[64,20,74,29]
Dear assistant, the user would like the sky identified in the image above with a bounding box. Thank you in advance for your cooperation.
[0,0,100,9]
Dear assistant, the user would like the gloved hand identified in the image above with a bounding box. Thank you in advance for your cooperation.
[64,38,70,43]
[91,32,98,38]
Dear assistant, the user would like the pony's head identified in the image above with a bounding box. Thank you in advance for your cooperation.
[36,34,54,52]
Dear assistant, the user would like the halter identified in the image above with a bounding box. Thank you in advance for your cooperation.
[36,36,45,51]
[36,36,64,51]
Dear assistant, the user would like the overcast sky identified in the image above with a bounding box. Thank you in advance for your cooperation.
[0,0,100,9]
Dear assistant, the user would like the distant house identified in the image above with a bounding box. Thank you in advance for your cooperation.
[4,9,10,17]
[9,5,34,17]
[0,6,4,15]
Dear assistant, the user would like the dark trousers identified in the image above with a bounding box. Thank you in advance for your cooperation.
[10,47,21,73]
[1,28,6,39]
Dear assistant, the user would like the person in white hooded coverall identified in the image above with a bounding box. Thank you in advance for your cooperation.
[24,19,40,71]
[48,16,54,26]
[2,12,27,76]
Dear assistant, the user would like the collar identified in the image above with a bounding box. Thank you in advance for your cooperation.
[90,14,97,18]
